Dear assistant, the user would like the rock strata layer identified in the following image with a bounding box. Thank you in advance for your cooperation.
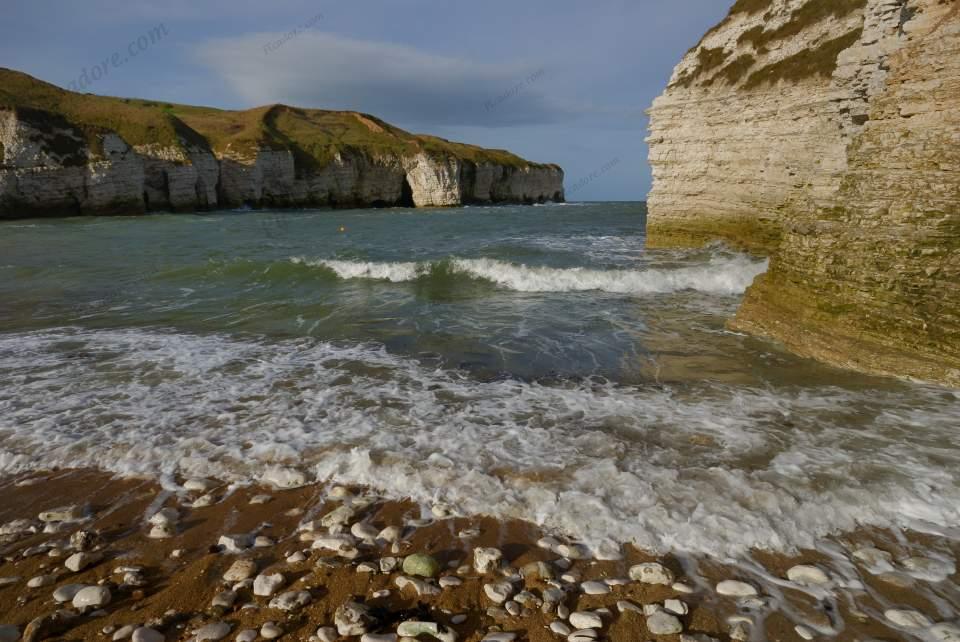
[647,0,960,385]
[0,69,563,218]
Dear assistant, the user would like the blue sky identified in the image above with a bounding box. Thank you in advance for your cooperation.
[1,1,729,201]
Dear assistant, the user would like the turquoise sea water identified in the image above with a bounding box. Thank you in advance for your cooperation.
[1,202,958,557]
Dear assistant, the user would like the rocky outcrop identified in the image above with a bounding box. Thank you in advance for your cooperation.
[0,71,564,217]
[647,0,960,386]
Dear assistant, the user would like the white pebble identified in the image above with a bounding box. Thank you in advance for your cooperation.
[483,581,513,604]
[884,609,932,628]
[132,628,165,642]
[260,622,283,640]
[629,562,674,585]
[716,580,757,597]
[580,581,610,595]
[647,611,683,635]
[550,621,572,636]
[786,565,829,585]
[794,625,815,640]
[569,612,602,630]
[72,585,111,609]
[664,599,688,615]
[253,572,285,597]
[474,548,503,574]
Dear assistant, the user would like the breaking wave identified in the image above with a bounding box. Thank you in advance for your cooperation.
[291,254,768,296]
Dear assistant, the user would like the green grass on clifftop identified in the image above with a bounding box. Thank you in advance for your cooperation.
[0,68,553,171]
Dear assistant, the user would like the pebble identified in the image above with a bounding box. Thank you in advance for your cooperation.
[451,615,467,625]
[483,581,514,604]
[253,535,274,548]
[286,551,306,564]
[664,599,688,615]
[149,523,175,539]
[402,553,440,578]
[380,557,399,573]
[520,561,553,582]
[65,551,103,572]
[439,576,462,588]
[39,504,87,522]
[315,627,338,642]
[567,630,597,642]
[249,494,272,505]
[357,562,378,573]
[351,522,379,542]
[617,600,643,615]
[260,622,283,639]
[218,534,251,553]
[192,494,216,508]
[569,612,603,630]
[647,611,683,636]
[183,478,215,492]
[53,583,87,603]
[194,622,232,641]
[268,590,312,611]
[378,526,402,543]
[362,635,397,642]
[482,634,516,642]
[395,575,441,596]
[26,574,55,588]
[321,505,355,528]
[253,573,285,597]
[672,582,694,593]
[396,621,454,642]
[0,578,18,587]
[372,589,390,598]
[132,628,165,642]
[557,604,570,619]
[852,547,894,573]
[794,625,815,641]
[223,559,257,582]
[629,562,674,585]
[556,544,588,560]
[786,565,830,585]
[113,624,136,640]
[474,547,503,574]
[884,609,932,628]
[335,601,374,637]
[236,631,257,642]
[72,585,111,609]
[0,627,17,642]
[550,621,572,636]
[716,580,758,597]
[212,590,237,608]
[505,600,521,616]
[580,581,610,595]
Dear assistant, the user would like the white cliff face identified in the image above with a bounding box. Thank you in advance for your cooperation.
[648,0,960,385]
[1,111,564,217]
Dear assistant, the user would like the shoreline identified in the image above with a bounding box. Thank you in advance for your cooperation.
[1,469,957,641]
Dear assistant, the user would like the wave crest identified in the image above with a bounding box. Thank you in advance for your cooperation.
[291,255,768,295]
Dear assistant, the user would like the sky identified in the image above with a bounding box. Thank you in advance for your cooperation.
[1,1,730,201]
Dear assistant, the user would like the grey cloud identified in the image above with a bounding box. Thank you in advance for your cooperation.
[196,32,578,127]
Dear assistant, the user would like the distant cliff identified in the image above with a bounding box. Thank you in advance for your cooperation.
[647,0,959,386]
[0,69,564,218]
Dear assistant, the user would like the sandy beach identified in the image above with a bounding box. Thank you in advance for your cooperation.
[1,470,957,642]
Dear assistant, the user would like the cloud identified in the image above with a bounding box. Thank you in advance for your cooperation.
[195,31,578,127]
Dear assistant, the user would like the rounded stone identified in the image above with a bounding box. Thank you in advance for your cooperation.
[132,627,165,642]
[569,612,603,630]
[253,572,284,597]
[646,611,683,636]
[53,583,87,603]
[194,622,232,641]
[629,562,674,585]
[260,622,283,640]
[235,631,257,642]
[884,609,932,628]
[786,565,829,585]
[402,554,440,578]
[72,585,111,609]
[716,580,758,597]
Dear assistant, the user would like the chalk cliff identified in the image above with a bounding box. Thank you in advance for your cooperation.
[0,69,564,217]
[647,0,959,385]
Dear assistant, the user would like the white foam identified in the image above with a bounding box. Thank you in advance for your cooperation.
[1,327,958,559]
[293,254,768,296]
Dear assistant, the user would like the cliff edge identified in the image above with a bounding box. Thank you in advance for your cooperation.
[0,69,564,217]
[647,0,959,386]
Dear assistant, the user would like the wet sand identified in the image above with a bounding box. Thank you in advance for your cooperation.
[0,470,957,642]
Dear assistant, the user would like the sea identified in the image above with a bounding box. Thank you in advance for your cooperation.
[1,201,958,559]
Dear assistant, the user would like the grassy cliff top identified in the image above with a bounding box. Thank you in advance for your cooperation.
[0,68,557,170]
